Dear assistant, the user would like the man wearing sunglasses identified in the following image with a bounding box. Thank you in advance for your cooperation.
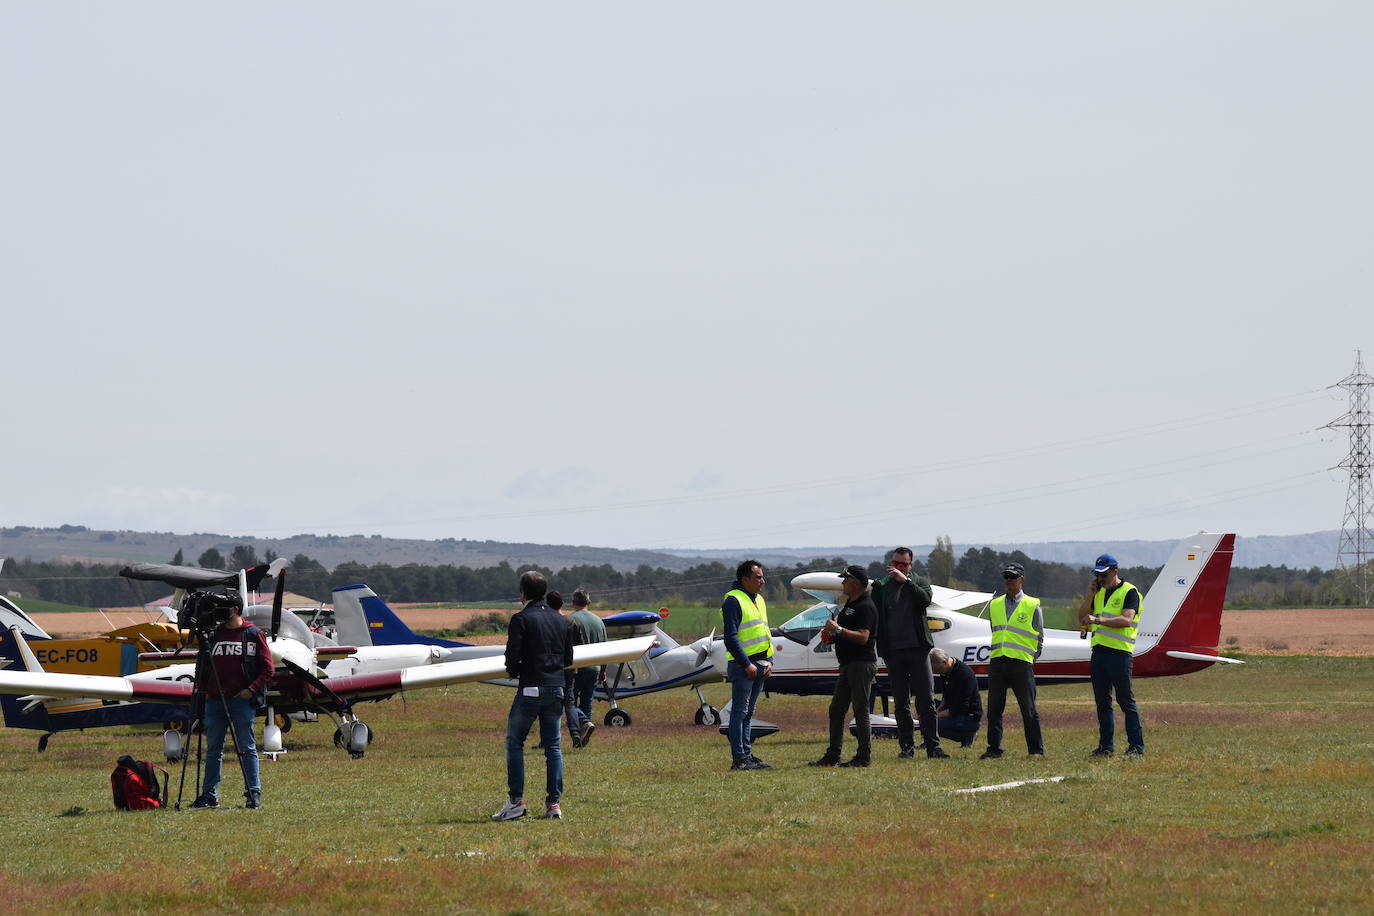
[872,547,948,759]
[979,562,1045,759]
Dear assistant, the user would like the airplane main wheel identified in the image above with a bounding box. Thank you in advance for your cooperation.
[604,708,632,727]
[274,713,293,734]
[164,718,188,733]
[693,706,720,726]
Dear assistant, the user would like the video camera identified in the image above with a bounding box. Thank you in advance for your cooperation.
[180,587,243,635]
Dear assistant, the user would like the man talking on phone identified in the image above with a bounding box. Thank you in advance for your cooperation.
[872,547,948,759]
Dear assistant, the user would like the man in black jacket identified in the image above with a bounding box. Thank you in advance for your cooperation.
[873,547,948,759]
[493,571,575,821]
[930,648,983,748]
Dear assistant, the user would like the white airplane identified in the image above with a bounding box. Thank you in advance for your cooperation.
[709,531,1241,700]
[0,564,656,759]
[344,590,724,727]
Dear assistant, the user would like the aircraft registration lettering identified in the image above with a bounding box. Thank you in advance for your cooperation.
[35,647,99,665]
[962,645,991,663]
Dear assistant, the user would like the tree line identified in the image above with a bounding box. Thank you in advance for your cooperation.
[1,543,1367,609]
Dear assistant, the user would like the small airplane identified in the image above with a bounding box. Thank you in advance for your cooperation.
[0,564,656,759]
[705,532,1240,732]
[344,589,725,727]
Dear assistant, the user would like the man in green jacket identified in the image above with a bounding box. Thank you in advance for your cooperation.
[872,547,948,759]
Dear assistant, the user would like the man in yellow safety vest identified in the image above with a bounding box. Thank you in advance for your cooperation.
[979,562,1044,759]
[1079,553,1145,757]
[722,560,774,771]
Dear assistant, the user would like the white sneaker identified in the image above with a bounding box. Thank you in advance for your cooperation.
[544,804,562,819]
[491,799,526,821]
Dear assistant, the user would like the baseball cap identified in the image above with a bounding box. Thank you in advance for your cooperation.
[839,564,870,586]
[1093,554,1118,573]
[1001,562,1025,578]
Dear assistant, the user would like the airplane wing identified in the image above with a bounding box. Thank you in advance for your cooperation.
[0,634,657,707]
[307,635,657,702]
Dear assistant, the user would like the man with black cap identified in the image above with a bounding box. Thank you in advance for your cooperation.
[809,565,879,768]
[1080,553,1145,757]
[979,562,1044,759]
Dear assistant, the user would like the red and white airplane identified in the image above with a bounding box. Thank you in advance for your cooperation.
[710,531,1241,696]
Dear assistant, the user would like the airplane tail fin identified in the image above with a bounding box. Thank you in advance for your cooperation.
[1135,532,1237,675]
[332,585,474,649]
[0,595,51,640]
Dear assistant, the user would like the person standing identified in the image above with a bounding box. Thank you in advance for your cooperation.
[980,562,1045,759]
[722,560,773,771]
[1080,554,1145,757]
[190,589,275,810]
[873,547,948,759]
[810,565,879,768]
[493,571,575,821]
[929,648,982,748]
[566,587,605,748]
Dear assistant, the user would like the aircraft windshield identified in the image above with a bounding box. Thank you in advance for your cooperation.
[777,602,837,645]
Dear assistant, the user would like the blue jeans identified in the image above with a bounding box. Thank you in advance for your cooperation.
[1091,649,1144,753]
[727,660,767,760]
[937,714,981,746]
[202,696,260,800]
[505,687,564,806]
[574,668,599,723]
[564,668,598,736]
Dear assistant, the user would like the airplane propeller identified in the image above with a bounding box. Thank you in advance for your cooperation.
[693,629,716,668]
[270,569,286,640]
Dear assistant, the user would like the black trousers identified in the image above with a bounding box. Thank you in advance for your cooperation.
[986,655,1044,754]
[827,660,877,760]
[884,646,940,750]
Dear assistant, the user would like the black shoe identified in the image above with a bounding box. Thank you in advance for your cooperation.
[731,756,762,771]
[748,755,772,770]
[838,756,870,768]
[808,753,841,767]
[245,790,261,810]
[189,795,218,809]
[1125,747,1144,757]
[960,739,975,748]
[1090,747,1114,758]
[897,745,916,760]
[979,748,1004,760]
[579,723,596,748]
[927,746,951,759]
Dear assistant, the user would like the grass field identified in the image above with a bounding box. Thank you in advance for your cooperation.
[1,655,1371,913]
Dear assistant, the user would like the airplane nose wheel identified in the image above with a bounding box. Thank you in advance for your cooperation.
[693,706,720,726]
[333,722,373,758]
[604,708,632,727]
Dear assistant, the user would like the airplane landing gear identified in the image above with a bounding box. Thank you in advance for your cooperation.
[604,708,632,727]
[692,686,719,725]
[333,719,373,758]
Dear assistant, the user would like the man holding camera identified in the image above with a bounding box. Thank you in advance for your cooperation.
[191,591,274,810]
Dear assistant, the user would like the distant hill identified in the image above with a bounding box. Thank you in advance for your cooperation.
[0,525,1344,574]
[659,531,1344,572]
[0,526,714,573]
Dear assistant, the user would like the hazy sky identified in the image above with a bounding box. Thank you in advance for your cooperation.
[2,3,1369,553]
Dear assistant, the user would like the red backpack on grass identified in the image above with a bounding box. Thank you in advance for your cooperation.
[111,755,168,810]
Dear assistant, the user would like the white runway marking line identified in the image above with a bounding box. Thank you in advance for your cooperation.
[954,776,1067,794]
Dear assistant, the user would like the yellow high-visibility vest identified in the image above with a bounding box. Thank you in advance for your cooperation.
[989,594,1041,664]
[724,588,773,660]
[1091,581,1141,652]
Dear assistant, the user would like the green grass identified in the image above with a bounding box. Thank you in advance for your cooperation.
[1,656,1372,913]
[7,597,96,614]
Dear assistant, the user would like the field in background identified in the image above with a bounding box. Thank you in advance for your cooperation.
[0,655,1371,913]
